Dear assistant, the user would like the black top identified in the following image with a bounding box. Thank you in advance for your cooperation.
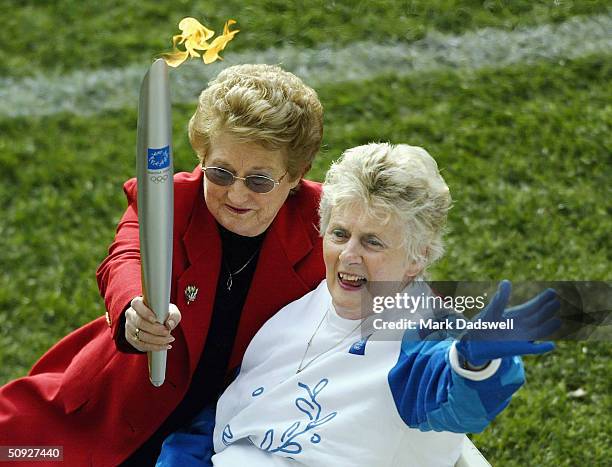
[121,224,266,466]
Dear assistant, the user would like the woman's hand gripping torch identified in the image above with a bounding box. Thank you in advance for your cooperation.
[136,59,173,387]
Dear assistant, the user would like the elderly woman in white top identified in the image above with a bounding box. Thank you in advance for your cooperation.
[158,143,560,467]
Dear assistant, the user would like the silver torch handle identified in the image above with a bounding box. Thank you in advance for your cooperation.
[136,59,174,387]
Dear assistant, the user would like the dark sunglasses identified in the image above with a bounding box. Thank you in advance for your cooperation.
[202,166,288,194]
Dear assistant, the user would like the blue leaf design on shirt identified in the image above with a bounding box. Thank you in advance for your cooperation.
[260,429,274,451]
[310,412,337,428]
[312,378,329,396]
[222,424,234,446]
[258,378,338,456]
[279,441,302,454]
[282,421,301,442]
[295,398,316,420]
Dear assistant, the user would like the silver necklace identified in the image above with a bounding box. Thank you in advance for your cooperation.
[296,307,365,374]
[224,248,260,291]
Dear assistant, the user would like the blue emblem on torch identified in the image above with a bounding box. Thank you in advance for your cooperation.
[148,146,170,170]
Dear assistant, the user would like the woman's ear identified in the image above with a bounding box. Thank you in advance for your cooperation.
[402,248,428,281]
[403,262,424,282]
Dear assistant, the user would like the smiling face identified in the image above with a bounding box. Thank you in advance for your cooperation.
[323,204,420,319]
[202,132,300,237]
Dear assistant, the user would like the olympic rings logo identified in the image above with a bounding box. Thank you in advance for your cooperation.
[150,175,169,183]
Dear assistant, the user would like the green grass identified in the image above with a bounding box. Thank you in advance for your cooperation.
[474,341,612,466]
[0,0,610,77]
[315,55,611,281]
[0,1,610,465]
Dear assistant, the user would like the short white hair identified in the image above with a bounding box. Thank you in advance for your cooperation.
[319,143,452,269]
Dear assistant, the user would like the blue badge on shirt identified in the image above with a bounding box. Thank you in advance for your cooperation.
[147,146,170,170]
[348,333,373,355]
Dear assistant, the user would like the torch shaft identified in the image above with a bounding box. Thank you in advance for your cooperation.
[136,59,173,387]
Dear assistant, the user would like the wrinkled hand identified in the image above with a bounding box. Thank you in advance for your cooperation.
[125,296,182,352]
[456,280,561,367]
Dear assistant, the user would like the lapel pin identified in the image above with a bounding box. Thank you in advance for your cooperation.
[185,285,199,305]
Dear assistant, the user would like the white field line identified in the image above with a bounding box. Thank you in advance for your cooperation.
[0,13,610,118]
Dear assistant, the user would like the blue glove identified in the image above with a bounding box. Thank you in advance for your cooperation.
[455,280,561,367]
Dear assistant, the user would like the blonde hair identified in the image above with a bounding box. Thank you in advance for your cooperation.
[189,64,323,180]
[319,143,452,269]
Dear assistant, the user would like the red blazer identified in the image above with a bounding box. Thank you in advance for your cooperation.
[0,167,324,466]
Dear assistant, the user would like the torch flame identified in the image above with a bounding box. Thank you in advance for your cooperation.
[161,17,239,67]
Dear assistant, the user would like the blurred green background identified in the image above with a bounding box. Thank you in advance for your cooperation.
[0,1,610,465]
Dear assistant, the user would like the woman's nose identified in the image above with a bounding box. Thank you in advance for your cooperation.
[226,179,250,204]
[339,240,362,265]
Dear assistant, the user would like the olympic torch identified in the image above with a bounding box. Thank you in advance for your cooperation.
[136,58,173,387]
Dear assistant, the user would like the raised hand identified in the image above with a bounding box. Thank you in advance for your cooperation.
[455,280,561,367]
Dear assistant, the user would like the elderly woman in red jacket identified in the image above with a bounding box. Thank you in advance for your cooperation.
[0,64,325,466]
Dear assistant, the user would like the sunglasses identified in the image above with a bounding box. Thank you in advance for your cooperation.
[202,166,288,194]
